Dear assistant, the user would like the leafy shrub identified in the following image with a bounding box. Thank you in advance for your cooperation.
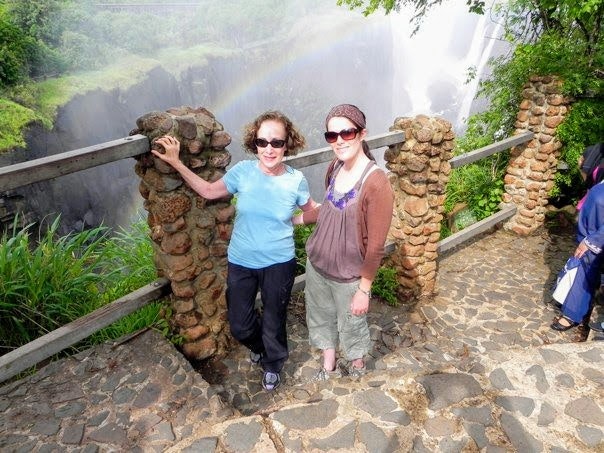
[294,223,314,275]
[0,98,41,149]
[0,216,108,351]
[552,100,604,206]
[0,8,37,87]
[60,30,108,71]
[372,266,398,307]
[0,215,165,355]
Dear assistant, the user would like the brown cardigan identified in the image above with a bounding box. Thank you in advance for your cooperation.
[302,159,394,281]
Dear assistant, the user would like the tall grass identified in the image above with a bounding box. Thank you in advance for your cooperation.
[0,215,163,357]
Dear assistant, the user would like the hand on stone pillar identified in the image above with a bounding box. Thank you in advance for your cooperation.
[153,135,182,168]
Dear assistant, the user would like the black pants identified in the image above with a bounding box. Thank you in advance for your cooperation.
[226,258,296,373]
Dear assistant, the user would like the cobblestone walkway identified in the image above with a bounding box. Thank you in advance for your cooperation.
[1,225,603,452]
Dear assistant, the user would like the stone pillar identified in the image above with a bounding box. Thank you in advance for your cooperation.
[503,76,572,235]
[384,115,455,300]
[132,106,235,361]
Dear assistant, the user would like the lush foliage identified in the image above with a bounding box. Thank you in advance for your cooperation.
[552,100,604,205]
[0,0,325,150]
[336,0,486,33]
[0,5,38,87]
[452,1,603,222]
[0,216,164,356]
[0,99,41,148]
[372,266,399,306]
[294,223,315,275]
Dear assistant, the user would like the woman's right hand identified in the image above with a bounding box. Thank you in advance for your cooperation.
[152,135,181,167]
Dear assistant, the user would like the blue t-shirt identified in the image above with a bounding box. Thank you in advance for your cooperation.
[222,159,310,268]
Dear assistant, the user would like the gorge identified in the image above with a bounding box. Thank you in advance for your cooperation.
[0,1,502,235]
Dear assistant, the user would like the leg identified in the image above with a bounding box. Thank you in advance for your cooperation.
[560,252,602,323]
[226,262,264,354]
[258,258,297,373]
[305,260,339,371]
[334,279,370,371]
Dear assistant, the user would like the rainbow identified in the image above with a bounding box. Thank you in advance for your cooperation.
[209,13,381,120]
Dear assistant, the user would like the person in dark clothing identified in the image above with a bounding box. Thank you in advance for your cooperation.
[551,177,604,332]
[577,142,604,210]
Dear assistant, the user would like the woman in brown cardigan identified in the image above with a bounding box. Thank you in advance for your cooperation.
[293,104,394,380]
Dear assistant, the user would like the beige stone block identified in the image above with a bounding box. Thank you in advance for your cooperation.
[404,197,429,217]
[181,336,217,361]
[181,324,210,341]
[210,131,231,149]
[530,161,548,172]
[161,231,192,255]
[173,311,199,329]
[173,298,195,314]
[544,116,563,128]
[170,264,201,283]
[171,281,195,298]
[155,193,192,223]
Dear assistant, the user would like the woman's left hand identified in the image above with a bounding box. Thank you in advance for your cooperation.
[574,240,589,258]
[350,290,370,316]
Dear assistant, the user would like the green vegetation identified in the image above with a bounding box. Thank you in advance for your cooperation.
[0,99,41,148]
[336,0,486,33]
[340,0,604,227]
[294,223,314,275]
[0,0,320,151]
[0,215,165,357]
[372,266,399,306]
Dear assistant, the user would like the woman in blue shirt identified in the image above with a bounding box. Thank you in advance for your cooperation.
[154,111,318,391]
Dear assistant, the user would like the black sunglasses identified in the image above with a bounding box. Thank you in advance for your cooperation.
[324,128,359,143]
[254,138,286,148]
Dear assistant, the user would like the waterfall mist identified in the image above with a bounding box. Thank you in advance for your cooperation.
[7,0,506,233]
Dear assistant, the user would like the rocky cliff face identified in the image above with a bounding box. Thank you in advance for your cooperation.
[0,65,213,235]
[0,20,398,235]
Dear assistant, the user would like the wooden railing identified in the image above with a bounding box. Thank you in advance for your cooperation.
[0,129,534,383]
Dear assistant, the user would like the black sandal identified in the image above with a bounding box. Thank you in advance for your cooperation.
[551,315,579,331]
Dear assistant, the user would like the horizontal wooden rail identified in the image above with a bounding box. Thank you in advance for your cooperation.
[450,131,534,169]
[0,135,149,192]
[437,204,517,253]
[0,278,171,384]
[286,131,405,168]
[0,132,405,193]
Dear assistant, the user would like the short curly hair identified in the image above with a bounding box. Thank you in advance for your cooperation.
[241,110,306,156]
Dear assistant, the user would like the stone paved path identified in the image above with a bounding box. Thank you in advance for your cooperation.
[1,225,603,452]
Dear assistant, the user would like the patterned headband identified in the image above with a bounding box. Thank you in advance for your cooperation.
[325,104,366,129]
